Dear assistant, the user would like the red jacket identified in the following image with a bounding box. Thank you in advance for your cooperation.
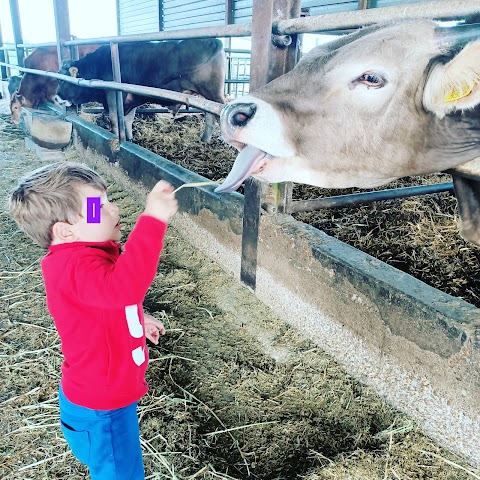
[41,214,167,410]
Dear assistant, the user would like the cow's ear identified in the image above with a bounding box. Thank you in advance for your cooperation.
[423,39,480,118]
[69,66,79,78]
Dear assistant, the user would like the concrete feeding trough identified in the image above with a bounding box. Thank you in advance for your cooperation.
[21,102,72,160]
[69,115,480,468]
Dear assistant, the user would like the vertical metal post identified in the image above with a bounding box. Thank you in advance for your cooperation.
[240,178,263,289]
[358,0,369,9]
[5,49,11,78]
[158,0,164,32]
[224,0,233,50]
[110,42,126,142]
[9,0,24,67]
[116,0,121,35]
[239,0,273,290]
[53,0,71,67]
[224,0,234,93]
[69,36,79,61]
[240,0,301,290]
[0,22,7,79]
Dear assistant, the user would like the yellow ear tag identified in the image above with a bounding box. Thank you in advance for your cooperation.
[69,66,78,78]
[444,83,473,102]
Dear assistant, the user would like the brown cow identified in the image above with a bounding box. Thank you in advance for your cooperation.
[216,20,480,245]
[10,45,99,124]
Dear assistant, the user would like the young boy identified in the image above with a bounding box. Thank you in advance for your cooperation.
[9,161,178,479]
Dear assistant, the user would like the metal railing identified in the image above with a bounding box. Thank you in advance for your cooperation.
[0,62,224,116]
[1,0,480,290]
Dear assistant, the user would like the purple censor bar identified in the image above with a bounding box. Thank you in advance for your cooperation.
[87,197,101,223]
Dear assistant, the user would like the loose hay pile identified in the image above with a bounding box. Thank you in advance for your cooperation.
[1,109,479,479]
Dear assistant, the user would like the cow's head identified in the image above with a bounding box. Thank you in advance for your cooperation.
[217,20,480,244]
[10,92,25,124]
[57,60,88,105]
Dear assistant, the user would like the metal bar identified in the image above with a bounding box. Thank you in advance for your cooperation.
[9,0,24,67]
[226,0,234,25]
[240,178,263,291]
[224,48,251,54]
[358,0,369,9]
[225,79,249,84]
[17,45,248,55]
[158,0,163,32]
[249,0,273,91]
[223,0,233,50]
[16,42,57,48]
[286,183,454,214]
[70,44,79,61]
[0,62,224,116]
[0,21,7,79]
[53,0,72,67]
[64,24,252,47]
[265,0,301,217]
[116,0,121,36]
[110,42,126,142]
[240,0,301,291]
[81,107,204,114]
[275,0,480,35]
[239,0,275,290]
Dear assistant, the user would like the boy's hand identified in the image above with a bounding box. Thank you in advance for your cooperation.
[144,180,178,223]
[144,313,166,345]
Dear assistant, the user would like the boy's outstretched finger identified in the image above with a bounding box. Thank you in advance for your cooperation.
[152,180,174,194]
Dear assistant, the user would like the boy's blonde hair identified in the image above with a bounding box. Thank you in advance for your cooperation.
[9,162,107,249]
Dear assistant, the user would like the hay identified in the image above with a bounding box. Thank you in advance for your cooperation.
[1,108,479,479]
[126,113,479,308]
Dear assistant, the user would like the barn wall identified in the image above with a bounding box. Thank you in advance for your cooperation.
[303,0,426,15]
[116,0,431,32]
[70,115,480,468]
[117,0,160,35]
[163,0,227,30]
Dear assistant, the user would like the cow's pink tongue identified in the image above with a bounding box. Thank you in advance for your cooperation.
[215,146,266,193]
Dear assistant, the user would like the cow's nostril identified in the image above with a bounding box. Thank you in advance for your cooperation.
[228,103,257,127]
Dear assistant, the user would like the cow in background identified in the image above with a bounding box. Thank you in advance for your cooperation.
[10,45,99,124]
[57,39,225,143]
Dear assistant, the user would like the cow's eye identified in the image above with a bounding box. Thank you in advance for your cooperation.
[357,72,386,88]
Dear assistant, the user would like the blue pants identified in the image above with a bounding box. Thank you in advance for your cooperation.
[58,386,145,479]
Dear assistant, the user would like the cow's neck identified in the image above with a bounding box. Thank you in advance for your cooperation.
[424,110,480,171]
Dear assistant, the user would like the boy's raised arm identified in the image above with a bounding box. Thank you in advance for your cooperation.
[66,181,178,307]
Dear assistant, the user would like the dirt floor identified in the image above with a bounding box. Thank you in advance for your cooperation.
[1,108,480,479]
